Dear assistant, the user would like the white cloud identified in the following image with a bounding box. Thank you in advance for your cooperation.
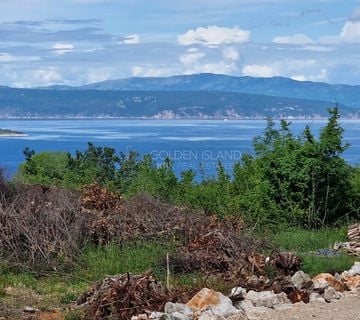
[186,47,199,53]
[52,43,74,55]
[0,53,17,62]
[319,8,360,45]
[183,61,237,75]
[340,21,360,43]
[32,68,63,83]
[132,66,143,76]
[222,47,239,61]
[313,17,345,26]
[242,64,277,77]
[291,68,328,82]
[179,51,205,66]
[85,68,110,83]
[291,75,307,81]
[177,25,250,47]
[302,45,334,52]
[242,59,328,82]
[273,33,314,45]
[0,53,40,62]
[119,34,140,45]
[131,66,171,77]
[178,45,239,75]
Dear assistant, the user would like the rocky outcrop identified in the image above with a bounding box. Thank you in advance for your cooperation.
[291,271,311,290]
[312,273,345,291]
[244,290,290,308]
[186,288,247,320]
[341,261,360,291]
[133,288,248,320]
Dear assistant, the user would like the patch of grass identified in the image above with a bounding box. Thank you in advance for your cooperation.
[0,271,38,290]
[272,228,356,276]
[171,272,203,288]
[75,240,175,281]
[64,309,84,320]
[59,292,78,304]
[272,228,347,252]
[0,271,89,312]
[299,253,357,277]
[170,272,232,293]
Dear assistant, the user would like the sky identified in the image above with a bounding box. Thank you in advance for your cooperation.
[0,0,360,87]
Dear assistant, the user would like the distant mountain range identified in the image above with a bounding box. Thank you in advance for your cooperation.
[0,74,359,119]
[45,73,360,109]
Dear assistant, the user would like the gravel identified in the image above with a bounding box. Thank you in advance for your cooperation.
[249,292,360,320]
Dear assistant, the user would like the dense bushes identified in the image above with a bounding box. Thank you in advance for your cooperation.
[15,108,359,229]
[231,109,354,228]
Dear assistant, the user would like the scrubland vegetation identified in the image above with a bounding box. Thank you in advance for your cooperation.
[16,107,360,228]
[0,107,359,318]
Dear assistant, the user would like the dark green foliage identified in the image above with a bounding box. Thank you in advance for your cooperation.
[66,143,119,188]
[349,167,360,219]
[15,108,359,228]
[233,107,354,228]
[16,151,70,186]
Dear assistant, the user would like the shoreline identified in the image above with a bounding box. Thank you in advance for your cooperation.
[0,133,28,137]
[0,116,360,121]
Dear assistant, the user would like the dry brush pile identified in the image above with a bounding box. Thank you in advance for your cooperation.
[0,184,84,270]
[77,271,180,320]
[0,182,301,281]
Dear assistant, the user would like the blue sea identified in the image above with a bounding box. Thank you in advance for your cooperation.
[0,119,359,179]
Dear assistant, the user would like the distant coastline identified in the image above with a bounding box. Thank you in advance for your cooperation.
[0,128,27,137]
[0,115,359,120]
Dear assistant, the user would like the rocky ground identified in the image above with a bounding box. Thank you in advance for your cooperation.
[128,262,360,320]
[249,292,360,320]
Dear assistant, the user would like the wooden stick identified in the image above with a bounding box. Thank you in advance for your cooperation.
[166,252,170,289]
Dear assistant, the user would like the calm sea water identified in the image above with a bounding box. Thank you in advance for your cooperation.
[0,119,359,179]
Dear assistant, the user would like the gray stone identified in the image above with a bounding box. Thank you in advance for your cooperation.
[291,271,311,290]
[245,290,290,308]
[187,288,245,320]
[23,307,40,313]
[230,287,247,300]
[170,311,191,320]
[150,312,169,319]
[165,302,193,317]
[197,311,225,320]
[323,286,338,302]
[341,262,360,277]
[309,292,326,303]
[237,300,254,313]
[202,292,242,318]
